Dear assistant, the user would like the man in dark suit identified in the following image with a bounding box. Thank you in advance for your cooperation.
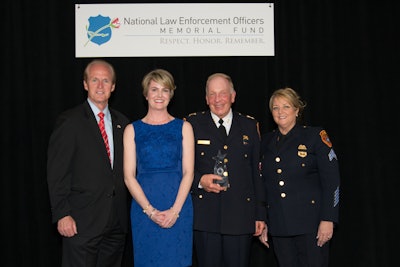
[185,73,267,267]
[47,59,130,267]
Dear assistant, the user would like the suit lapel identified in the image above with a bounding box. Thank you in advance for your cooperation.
[205,111,227,142]
[83,101,112,168]
[110,110,125,168]
[227,112,240,141]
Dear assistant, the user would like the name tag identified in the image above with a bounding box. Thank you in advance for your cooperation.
[197,140,211,145]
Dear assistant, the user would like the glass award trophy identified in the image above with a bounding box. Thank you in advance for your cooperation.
[212,150,229,188]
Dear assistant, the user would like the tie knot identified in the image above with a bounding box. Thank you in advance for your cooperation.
[98,112,105,119]
[218,118,224,126]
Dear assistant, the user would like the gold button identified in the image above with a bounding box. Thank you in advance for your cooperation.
[199,195,203,199]
[244,154,248,158]
[277,169,282,174]
[280,193,286,198]
[201,152,204,156]
[246,198,251,202]
[279,181,284,186]
[302,163,305,167]
[275,157,280,162]
[311,200,315,204]
[224,145,228,150]
[224,158,228,163]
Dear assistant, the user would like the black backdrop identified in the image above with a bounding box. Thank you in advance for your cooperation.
[3,1,398,266]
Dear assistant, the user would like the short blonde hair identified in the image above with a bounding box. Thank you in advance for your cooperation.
[269,87,307,117]
[142,69,176,98]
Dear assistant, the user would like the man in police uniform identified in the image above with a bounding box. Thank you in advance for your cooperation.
[185,73,266,267]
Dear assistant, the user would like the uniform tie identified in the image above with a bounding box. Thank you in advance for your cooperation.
[98,112,111,161]
[218,118,227,138]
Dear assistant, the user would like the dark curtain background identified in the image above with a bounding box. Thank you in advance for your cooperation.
[2,0,398,266]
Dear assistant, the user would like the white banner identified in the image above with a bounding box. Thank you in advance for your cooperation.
[75,3,274,57]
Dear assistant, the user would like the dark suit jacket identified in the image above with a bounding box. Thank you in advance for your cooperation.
[186,110,266,235]
[260,125,340,236]
[47,100,130,236]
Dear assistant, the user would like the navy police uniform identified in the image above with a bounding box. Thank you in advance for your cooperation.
[186,110,266,266]
[260,124,340,266]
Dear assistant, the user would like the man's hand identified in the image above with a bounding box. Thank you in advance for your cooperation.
[57,216,78,237]
[200,174,227,193]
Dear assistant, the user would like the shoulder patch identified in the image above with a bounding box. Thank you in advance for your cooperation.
[319,130,332,148]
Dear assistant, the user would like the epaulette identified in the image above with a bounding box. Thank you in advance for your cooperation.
[238,112,256,120]
[246,114,255,120]
[188,111,207,117]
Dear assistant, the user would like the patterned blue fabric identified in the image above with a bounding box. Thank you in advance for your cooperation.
[131,118,193,267]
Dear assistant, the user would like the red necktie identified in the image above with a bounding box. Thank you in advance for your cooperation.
[98,112,111,160]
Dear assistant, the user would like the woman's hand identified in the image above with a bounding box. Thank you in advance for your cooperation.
[258,225,269,248]
[158,208,180,228]
[316,220,334,247]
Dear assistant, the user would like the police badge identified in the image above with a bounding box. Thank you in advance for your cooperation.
[212,150,230,188]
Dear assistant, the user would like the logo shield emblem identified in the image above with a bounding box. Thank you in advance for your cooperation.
[85,15,118,46]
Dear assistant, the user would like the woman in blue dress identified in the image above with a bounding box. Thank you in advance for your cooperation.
[123,69,194,267]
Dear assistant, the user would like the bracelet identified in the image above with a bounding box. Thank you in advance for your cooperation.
[170,207,180,218]
[143,204,151,214]
[149,208,156,219]
[143,204,156,218]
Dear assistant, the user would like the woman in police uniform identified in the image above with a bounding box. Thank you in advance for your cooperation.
[259,87,340,267]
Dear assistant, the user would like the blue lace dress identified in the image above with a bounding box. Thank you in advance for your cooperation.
[130,118,193,267]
